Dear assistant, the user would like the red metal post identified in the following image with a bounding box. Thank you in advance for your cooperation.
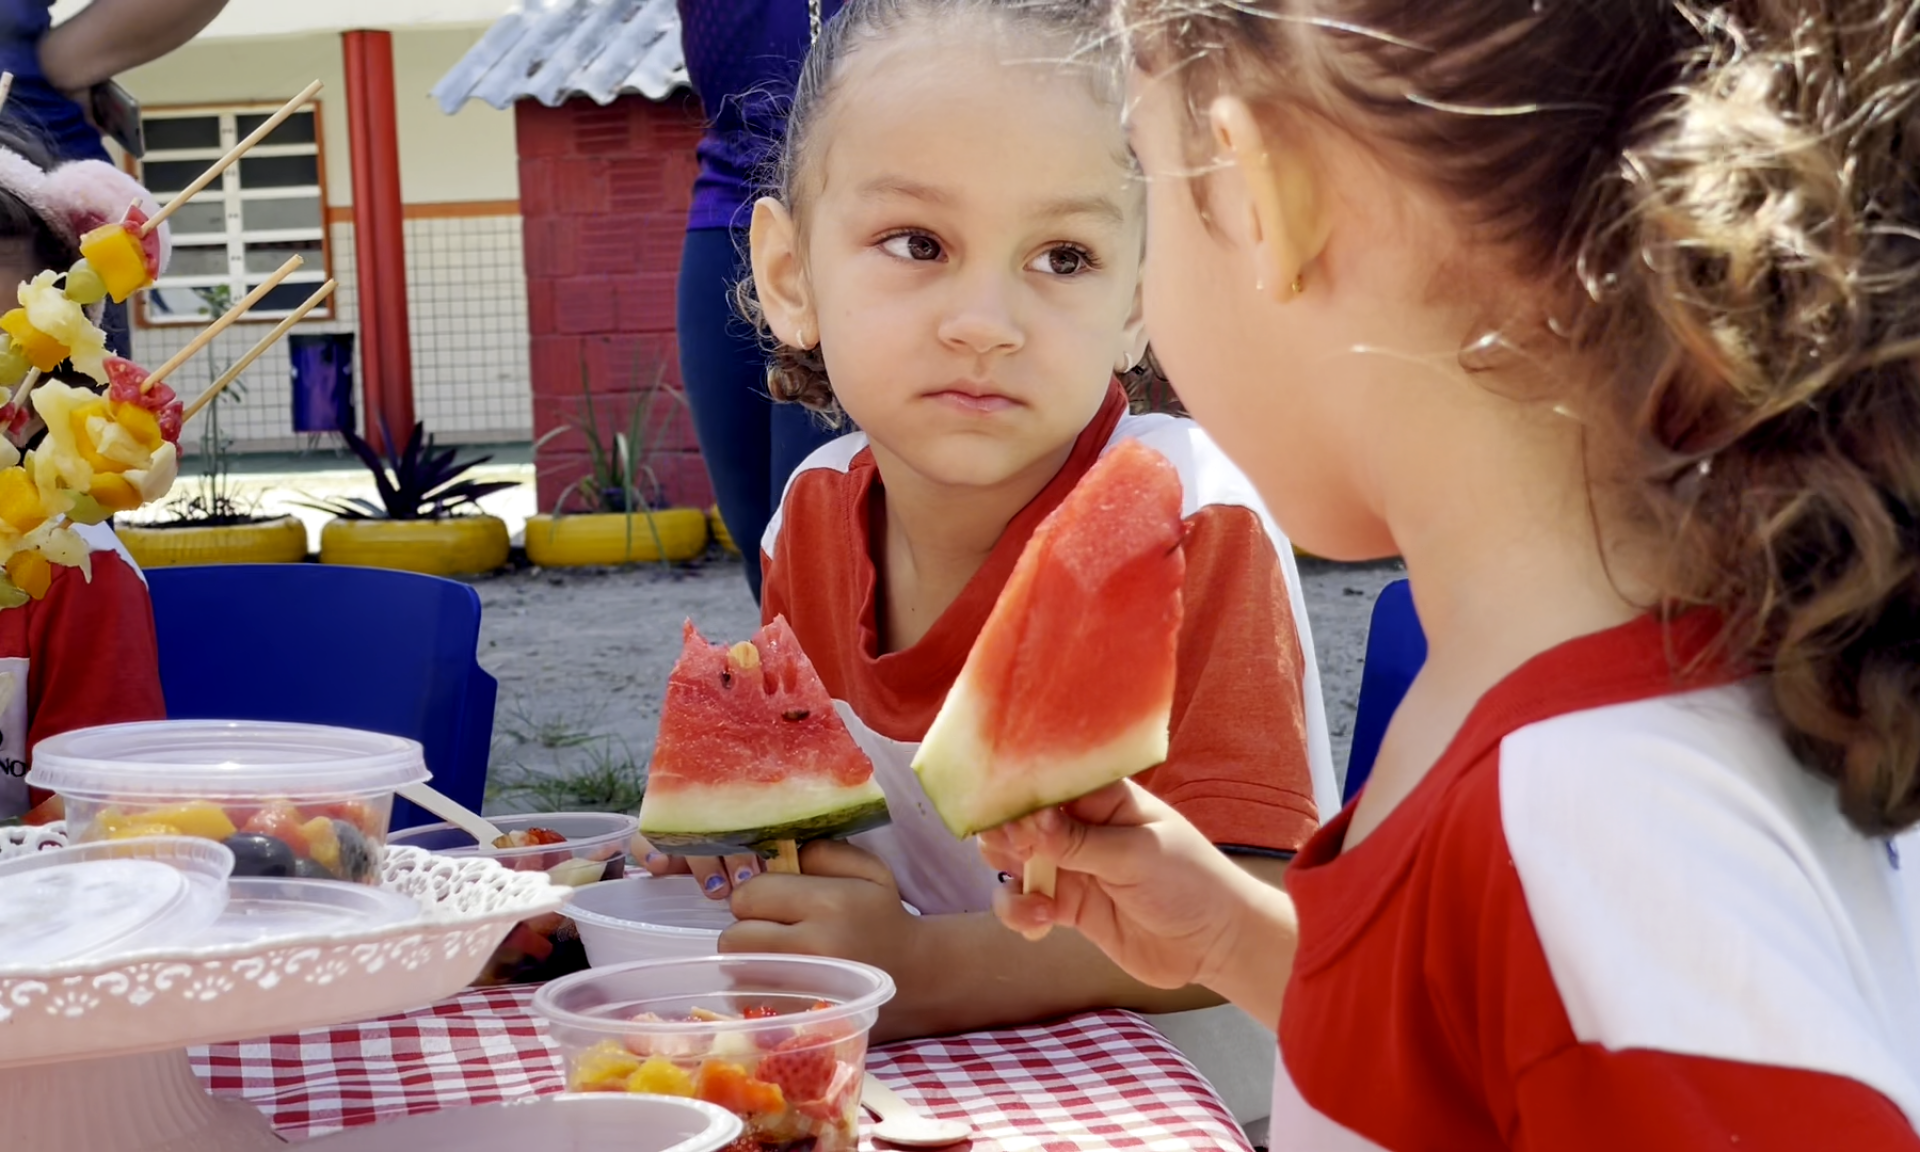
[342,30,416,452]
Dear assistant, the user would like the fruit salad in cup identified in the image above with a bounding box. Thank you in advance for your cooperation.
[27,720,429,887]
[68,795,389,883]
[388,811,636,984]
[533,956,895,1152]
[569,1001,865,1151]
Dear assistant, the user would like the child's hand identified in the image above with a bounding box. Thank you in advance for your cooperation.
[720,840,920,974]
[630,832,763,900]
[979,780,1263,993]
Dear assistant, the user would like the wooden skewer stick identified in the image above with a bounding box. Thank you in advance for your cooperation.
[0,73,14,114]
[1022,856,1057,899]
[143,254,305,390]
[182,279,336,424]
[4,368,40,413]
[142,79,323,237]
[767,839,802,875]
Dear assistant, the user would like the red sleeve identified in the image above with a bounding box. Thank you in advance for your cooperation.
[27,549,166,756]
[1514,1046,1920,1152]
[1135,504,1318,854]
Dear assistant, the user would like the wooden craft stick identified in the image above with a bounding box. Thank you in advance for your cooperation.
[1022,856,1057,899]
[143,255,305,390]
[143,79,323,236]
[4,367,39,413]
[767,839,802,874]
[181,279,335,423]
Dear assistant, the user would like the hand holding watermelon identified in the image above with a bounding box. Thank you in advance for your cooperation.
[978,780,1298,1029]
[720,840,922,982]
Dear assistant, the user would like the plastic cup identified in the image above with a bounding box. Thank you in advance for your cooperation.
[29,720,429,886]
[533,954,895,1152]
[566,875,734,966]
[388,811,637,985]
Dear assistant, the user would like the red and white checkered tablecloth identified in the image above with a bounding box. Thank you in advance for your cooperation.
[190,984,1254,1151]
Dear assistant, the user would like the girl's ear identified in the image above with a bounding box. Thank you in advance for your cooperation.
[748,197,817,347]
[1207,96,1330,304]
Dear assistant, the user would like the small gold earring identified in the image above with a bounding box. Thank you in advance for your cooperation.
[1290,274,1305,295]
[796,325,810,348]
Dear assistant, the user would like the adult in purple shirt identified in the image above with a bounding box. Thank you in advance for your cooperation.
[676,0,844,603]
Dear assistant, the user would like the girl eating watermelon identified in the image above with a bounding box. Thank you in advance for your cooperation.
[631,0,1336,1132]
[980,0,1920,1148]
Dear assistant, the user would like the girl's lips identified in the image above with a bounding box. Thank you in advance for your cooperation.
[926,388,1019,414]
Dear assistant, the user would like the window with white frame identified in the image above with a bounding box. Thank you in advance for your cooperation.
[135,105,333,326]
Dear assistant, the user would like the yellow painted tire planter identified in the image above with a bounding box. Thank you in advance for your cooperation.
[120,515,310,568]
[523,509,709,567]
[319,515,510,576]
[709,505,741,557]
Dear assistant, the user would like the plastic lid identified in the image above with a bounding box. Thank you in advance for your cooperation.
[0,837,233,970]
[195,876,419,946]
[27,720,430,800]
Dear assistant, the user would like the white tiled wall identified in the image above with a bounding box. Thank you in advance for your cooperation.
[132,213,532,452]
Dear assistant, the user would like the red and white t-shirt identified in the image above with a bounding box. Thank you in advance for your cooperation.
[0,524,167,819]
[761,384,1337,917]
[1279,613,1920,1150]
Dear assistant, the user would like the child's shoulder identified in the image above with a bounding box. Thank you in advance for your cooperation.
[763,430,871,560]
[1105,410,1269,525]
[1482,684,1920,1114]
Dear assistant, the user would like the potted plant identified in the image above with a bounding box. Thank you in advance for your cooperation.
[523,357,709,568]
[119,287,309,568]
[299,421,517,576]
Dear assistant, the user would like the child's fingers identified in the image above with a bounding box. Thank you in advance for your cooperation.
[630,834,691,876]
[992,882,1056,942]
[687,855,733,898]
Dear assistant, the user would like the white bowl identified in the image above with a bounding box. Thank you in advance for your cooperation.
[567,875,734,965]
[303,1093,741,1152]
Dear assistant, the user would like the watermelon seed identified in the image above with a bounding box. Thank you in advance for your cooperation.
[720,669,733,688]
[781,708,811,722]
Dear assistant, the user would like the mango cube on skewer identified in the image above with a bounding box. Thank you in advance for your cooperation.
[1,308,66,373]
[79,204,162,303]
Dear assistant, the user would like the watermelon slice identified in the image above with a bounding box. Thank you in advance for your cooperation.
[912,439,1186,839]
[640,616,889,856]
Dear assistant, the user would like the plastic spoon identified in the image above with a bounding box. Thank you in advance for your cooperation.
[862,1073,971,1147]
[397,782,507,848]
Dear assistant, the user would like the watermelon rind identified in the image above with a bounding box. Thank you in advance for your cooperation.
[913,677,1170,838]
[641,793,891,857]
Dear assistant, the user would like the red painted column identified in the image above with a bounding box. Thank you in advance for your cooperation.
[342,30,416,452]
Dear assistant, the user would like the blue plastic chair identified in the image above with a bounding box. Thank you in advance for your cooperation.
[1344,579,1427,805]
[145,564,497,831]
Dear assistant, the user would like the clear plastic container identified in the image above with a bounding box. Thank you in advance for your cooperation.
[387,812,637,985]
[0,837,233,970]
[567,875,734,966]
[533,955,896,1152]
[197,876,421,947]
[29,720,429,886]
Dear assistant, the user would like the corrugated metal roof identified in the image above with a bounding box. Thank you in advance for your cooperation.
[431,0,688,115]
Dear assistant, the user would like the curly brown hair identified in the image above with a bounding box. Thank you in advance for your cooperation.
[1125,0,1920,835]
[733,0,1178,420]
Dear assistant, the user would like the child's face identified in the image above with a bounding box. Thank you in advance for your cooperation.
[769,23,1146,493]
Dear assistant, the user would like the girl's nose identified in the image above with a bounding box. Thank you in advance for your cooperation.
[937,272,1024,357]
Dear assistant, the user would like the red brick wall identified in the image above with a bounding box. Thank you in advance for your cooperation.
[517,95,712,513]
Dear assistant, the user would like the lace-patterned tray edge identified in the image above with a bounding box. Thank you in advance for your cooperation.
[0,824,569,979]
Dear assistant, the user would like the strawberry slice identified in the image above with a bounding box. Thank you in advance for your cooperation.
[755,1036,836,1104]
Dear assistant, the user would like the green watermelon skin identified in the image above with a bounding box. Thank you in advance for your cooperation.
[639,616,889,854]
[913,439,1186,837]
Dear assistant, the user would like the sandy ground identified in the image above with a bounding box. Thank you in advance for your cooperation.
[468,552,1405,814]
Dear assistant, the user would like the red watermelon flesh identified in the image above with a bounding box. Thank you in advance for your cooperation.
[913,439,1186,837]
[639,615,888,855]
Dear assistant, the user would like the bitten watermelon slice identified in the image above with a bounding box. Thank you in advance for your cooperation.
[640,616,889,856]
[913,439,1186,838]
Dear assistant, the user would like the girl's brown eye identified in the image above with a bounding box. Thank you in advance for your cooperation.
[907,234,939,260]
[1048,248,1085,275]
